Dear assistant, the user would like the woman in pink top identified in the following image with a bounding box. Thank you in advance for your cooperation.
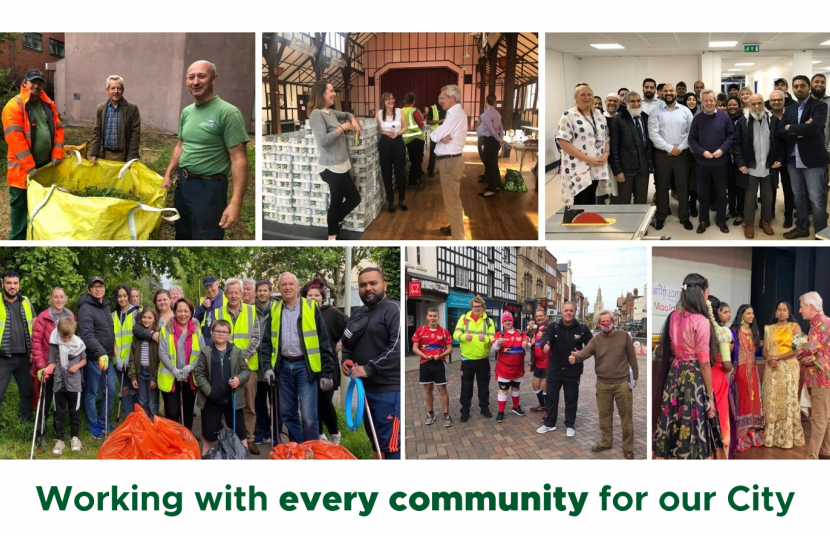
[653,273,723,459]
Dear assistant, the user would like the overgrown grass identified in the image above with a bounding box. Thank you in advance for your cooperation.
[0,125,256,240]
[329,404,374,460]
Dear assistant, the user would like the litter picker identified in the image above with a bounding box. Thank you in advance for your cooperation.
[30,377,47,460]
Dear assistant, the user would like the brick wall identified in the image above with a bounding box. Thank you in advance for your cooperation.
[0,33,66,88]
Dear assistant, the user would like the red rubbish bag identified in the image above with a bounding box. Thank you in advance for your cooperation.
[269,440,356,460]
[98,405,200,460]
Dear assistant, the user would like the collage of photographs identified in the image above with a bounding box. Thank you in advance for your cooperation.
[1,30,829,463]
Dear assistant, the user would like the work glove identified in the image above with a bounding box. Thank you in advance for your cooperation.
[98,355,109,371]
[27,169,37,179]
[37,368,49,382]
[320,377,333,391]
[51,158,61,167]
[172,367,183,381]
[114,357,126,372]
[264,369,275,384]
[182,364,195,377]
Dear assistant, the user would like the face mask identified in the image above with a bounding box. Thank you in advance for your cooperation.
[600,322,614,333]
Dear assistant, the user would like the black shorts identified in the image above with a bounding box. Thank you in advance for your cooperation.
[533,367,548,379]
[498,380,522,391]
[201,400,246,442]
[419,360,448,385]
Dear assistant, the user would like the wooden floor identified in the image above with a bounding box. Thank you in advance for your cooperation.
[732,418,811,460]
[362,137,538,240]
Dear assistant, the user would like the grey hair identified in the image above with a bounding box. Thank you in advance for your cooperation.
[242,278,255,288]
[563,301,577,309]
[769,89,785,100]
[624,91,641,105]
[800,291,824,312]
[700,89,716,99]
[277,272,299,286]
[441,84,461,104]
[598,310,613,321]
[169,285,184,296]
[105,75,124,88]
[225,278,242,291]
[193,60,217,76]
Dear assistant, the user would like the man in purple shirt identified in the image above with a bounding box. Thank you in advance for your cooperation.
[479,95,506,198]
[689,89,735,234]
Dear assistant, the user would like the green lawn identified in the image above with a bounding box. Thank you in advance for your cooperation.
[1,383,375,460]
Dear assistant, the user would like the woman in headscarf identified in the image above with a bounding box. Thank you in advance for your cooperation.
[761,301,805,450]
[556,83,610,206]
[730,304,764,452]
[653,273,722,459]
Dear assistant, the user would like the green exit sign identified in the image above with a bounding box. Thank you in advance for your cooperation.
[744,44,760,53]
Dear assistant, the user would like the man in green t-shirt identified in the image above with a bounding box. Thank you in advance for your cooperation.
[162,60,249,240]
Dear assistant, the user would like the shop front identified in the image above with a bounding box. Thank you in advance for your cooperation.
[446,290,476,345]
[406,271,450,353]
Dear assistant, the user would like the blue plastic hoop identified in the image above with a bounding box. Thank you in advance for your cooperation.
[345,377,365,431]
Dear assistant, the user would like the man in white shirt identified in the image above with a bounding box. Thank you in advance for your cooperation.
[641,78,659,116]
[429,84,468,240]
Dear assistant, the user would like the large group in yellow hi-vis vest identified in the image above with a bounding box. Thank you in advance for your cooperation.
[0,266,402,459]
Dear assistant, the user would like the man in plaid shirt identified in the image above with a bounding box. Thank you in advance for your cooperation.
[797,291,830,459]
[89,75,141,163]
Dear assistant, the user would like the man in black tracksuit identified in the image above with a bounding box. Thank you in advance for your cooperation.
[537,302,592,437]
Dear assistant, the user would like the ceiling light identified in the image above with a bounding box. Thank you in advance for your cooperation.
[709,41,737,47]
[821,40,830,46]
[814,60,823,64]
[728,68,743,71]
[590,43,624,50]
[734,62,755,66]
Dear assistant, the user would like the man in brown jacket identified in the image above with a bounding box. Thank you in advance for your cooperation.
[89,75,141,162]
[569,310,638,459]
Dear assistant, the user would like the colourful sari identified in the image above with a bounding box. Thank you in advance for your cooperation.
[732,328,764,451]
[654,311,722,459]
[761,323,805,449]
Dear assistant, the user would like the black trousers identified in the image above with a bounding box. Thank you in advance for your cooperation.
[318,386,339,436]
[612,171,649,204]
[459,359,491,413]
[0,354,34,421]
[319,169,362,236]
[727,163,745,217]
[174,172,227,240]
[162,383,196,431]
[773,167,794,221]
[405,138,425,185]
[379,135,407,203]
[482,136,502,192]
[696,164,728,225]
[544,370,580,429]
[254,381,270,439]
[54,390,81,440]
[573,180,599,205]
[428,139,438,174]
[654,149,690,221]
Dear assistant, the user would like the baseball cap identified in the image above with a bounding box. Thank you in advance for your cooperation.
[88,276,105,288]
[774,78,788,86]
[203,275,217,286]
[25,69,45,82]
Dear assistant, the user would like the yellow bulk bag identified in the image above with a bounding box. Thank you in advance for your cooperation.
[26,154,178,240]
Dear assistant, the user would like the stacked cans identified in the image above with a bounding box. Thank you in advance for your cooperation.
[262,118,388,232]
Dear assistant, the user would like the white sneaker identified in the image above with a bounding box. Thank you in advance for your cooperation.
[567,428,576,437]
[70,437,82,452]
[330,433,341,445]
[52,440,65,455]
[320,434,328,441]
[536,425,557,434]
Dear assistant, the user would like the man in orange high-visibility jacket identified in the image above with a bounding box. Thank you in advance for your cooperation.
[2,69,64,240]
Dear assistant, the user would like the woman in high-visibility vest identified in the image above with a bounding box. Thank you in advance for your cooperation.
[154,289,175,327]
[113,285,139,419]
[158,298,205,430]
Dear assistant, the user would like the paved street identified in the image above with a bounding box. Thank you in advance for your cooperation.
[405,353,647,460]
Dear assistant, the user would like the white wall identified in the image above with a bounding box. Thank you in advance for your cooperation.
[545,49,567,165]
[652,247,752,332]
[562,55,701,108]
[746,58,793,97]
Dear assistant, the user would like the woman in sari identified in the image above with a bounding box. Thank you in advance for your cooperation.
[761,301,805,449]
[707,296,733,458]
[730,304,764,451]
[653,273,722,459]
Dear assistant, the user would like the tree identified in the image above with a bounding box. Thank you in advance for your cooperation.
[368,247,400,300]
